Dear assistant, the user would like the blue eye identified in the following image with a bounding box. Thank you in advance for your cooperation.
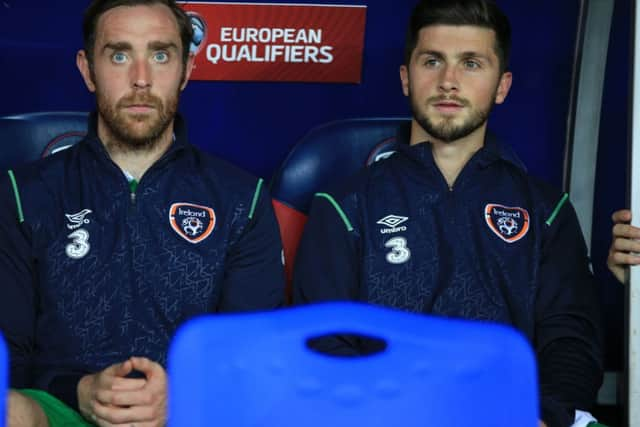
[464,60,480,70]
[154,52,169,63]
[423,58,440,68]
[112,52,127,64]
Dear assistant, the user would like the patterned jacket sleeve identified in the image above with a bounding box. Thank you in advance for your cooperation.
[293,193,361,303]
[535,198,603,427]
[292,193,363,355]
[0,171,88,410]
[217,182,286,311]
[0,171,37,388]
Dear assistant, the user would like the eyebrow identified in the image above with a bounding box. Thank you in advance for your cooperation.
[416,49,494,64]
[102,41,132,54]
[148,41,179,52]
[101,40,179,54]
[458,51,493,64]
[416,50,444,59]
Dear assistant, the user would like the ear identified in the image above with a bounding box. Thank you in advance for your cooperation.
[179,52,196,91]
[76,50,96,93]
[400,65,410,97]
[494,71,512,104]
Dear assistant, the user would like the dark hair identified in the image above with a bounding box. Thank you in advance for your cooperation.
[83,0,193,66]
[404,0,511,73]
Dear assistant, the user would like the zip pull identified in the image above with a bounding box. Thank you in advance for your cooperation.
[129,179,139,205]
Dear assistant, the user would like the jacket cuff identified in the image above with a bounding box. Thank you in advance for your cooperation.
[47,374,83,411]
[540,397,573,427]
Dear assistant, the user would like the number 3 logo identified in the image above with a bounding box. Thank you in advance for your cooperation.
[66,229,91,259]
[384,236,411,264]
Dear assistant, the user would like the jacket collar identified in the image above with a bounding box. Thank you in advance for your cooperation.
[395,124,527,173]
[83,111,190,162]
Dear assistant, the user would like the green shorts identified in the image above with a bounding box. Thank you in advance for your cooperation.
[17,389,92,427]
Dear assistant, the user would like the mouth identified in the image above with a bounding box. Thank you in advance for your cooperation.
[432,99,465,114]
[433,103,463,114]
[123,104,155,114]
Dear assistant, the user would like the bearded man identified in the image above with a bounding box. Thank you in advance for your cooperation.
[293,1,603,426]
[0,1,284,425]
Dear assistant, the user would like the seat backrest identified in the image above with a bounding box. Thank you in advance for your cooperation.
[269,118,410,296]
[0,112,88,171]
[168,302,538,427]
[271,117,409,215]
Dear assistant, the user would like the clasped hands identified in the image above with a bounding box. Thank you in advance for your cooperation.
[77,357,167,427]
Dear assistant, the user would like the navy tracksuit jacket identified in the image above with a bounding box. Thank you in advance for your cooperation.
[294,133,603,427]
[0,113,285,409]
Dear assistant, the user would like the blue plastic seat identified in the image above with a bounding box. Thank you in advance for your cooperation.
[0,112,88,170]
[168,302,538,427]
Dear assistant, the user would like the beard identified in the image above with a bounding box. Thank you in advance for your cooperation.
[96,88,179,151]
[410,91,495,143]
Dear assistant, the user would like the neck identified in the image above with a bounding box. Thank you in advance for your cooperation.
[97,120,175,181]
[410,120,487,188]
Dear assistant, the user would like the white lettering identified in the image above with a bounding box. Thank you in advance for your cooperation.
[206,44,221,64]
[380,226,408,234]
[283,28,295,43]
[237,44,252,62]
[304,45,319,62]
[222,44,236,62]
[179,208,206,218]
[220,27,232,42]
[205,38,335,65]
[319,46,333,63]
[289,45,304,63]
[258,28,271,43]
[272,28,284,42]
[246,28,258,43]
[218,27,324,44]
[308,29,322,44]
[294,29,308,44]
[251,44,265,62]
[269,45,285,61]
[493,208,521,218]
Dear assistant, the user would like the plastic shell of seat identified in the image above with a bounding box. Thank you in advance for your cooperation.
[168,302,538,427]
[0,112,88,170]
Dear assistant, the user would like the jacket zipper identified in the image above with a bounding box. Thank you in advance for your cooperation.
[129,179,138,205]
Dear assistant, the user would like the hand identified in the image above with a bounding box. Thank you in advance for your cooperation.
[607,209,640,283]
[77,357,167,426]
[539,421,548,427]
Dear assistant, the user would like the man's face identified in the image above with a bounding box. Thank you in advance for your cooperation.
[77,4,194,149]
[400,25,512,144]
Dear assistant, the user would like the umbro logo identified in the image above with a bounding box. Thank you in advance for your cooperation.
[377,214,409,234]
[377,215,408,228]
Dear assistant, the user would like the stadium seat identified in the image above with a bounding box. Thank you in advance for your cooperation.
[269,118,410,299]
[167,302,539,427]
[0,112,88,170]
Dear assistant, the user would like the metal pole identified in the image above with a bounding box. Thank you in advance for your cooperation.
[628,0,640,424]
[564,0,614,251]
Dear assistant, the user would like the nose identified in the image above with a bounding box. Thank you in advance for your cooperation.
[439,64,459,93]
[131,58,151,90]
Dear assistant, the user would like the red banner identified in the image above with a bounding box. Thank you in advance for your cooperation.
[179,2,367,83]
